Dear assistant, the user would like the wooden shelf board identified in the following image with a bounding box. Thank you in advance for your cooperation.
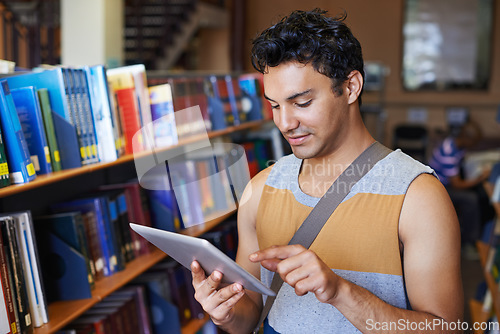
[477,241,500,320]
[469,299,490,334]
[182,313,211,334]
[0,120,269,198]
[33,210,235,334]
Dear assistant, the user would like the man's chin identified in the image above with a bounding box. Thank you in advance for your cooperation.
[290,147,314,160]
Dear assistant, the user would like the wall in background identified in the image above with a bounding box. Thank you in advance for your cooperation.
[244,0,500,144]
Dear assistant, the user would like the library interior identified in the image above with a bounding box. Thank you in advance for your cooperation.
[0,0,499,333]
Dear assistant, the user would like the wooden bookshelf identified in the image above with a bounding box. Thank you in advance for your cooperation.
[0,120,269,334]
[33,210,235,334]
[0,120,268,198]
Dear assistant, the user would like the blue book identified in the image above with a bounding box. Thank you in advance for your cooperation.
[87,65,119,162]
[11,86,53,175]
[6,69,88,165]
[78,68,102,163]
[63,68,90,165]
[239,76,264,121]
[72,68,98,164]
[0,80,37,184]
[148,84,178,148]
[51,111,82,170]
[147,176,178,232]
[51,197,118,276]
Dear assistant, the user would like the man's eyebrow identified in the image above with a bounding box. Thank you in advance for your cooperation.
[264,89,312,103]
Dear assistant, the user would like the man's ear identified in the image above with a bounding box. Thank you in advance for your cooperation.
[346,70,363,105]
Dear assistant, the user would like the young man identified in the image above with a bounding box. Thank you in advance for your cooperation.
[192,9,463,333]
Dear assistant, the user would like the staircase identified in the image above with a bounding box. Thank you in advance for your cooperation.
[124,0,229,70]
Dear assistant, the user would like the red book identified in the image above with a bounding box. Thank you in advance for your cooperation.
[0,224,16,334]
[107,72,143,155]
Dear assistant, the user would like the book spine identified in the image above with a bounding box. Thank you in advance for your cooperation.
[0,119,11,188]
[11,87,53,176]
[23,212,49,324]
[87,66,118,162]
[14,215,43,327]
[0,80,36,184]
[61,68,88,165]
[70,68,93,165]
[37,88,62,172]
[77,69,99,163]
[1,218,33,334]
[0,223,16,334]
[81,212,105,281]
[115,193,134,263]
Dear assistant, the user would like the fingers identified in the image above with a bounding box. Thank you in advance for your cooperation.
[190,261,245,324]
[249,244,305,262]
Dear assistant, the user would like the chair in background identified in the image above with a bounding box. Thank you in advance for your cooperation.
[392,124,429,163]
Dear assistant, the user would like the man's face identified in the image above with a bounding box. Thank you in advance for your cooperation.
[263,62,351,160]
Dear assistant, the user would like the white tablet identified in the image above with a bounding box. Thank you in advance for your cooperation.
[129,223,275,296]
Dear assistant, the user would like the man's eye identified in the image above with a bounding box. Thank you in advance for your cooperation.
[271,105,280,109]
[296,100,312,108]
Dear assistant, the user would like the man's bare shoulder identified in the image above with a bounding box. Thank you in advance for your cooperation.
[240,165,273,206]
[399,172,459,243]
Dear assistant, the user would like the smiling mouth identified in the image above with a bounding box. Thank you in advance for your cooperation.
[287,134,310,145]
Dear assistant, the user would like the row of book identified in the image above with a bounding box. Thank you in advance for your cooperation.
[56,221,238,334]
[0,63,270,186]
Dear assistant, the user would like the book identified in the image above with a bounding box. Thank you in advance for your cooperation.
[147,175,179,232]
[207,75,233,129]
[0,80,36,184]
[98,190,134,263]
[106,65,152,132]
[0,222,16,334]
[11,86,53,175]
[0,216,34,334]
[148,83,178,148]
[62,67,90,165]
[51,197,117,276]
[0,114,10,188]
[10,211,49,327]
[106,71,143,155]
[51,110,82,170]
[99,181,152,257]
[169,77,206,138]
[6,69,86,167]
[113,286,152,334]
[239,75,265,121]
[86,65,119,162]
[34,212,96,290]
[37,88,62,172]
[239,72,271,120]
[72,68,98,164]
[225,74,245,125]
[106,83,126,157]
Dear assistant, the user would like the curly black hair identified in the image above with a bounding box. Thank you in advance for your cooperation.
[251,8,365,104]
